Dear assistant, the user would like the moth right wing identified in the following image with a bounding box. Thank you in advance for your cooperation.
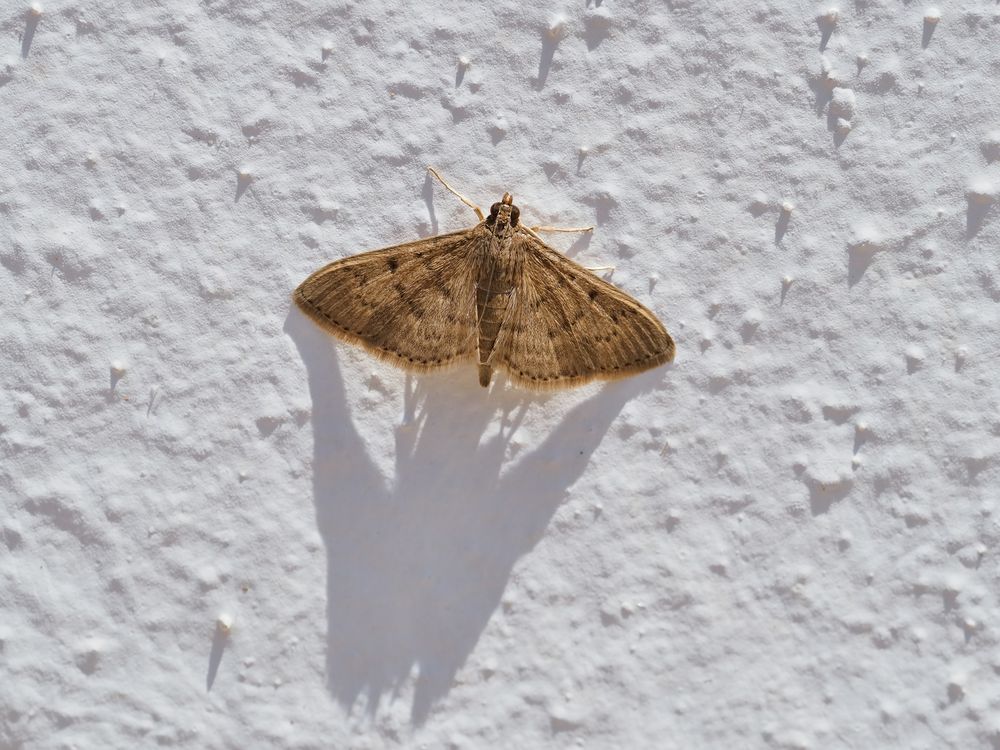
[294,229,479,371]
[494,231,675,389]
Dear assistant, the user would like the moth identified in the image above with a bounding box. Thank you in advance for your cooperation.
[294,169,675,389]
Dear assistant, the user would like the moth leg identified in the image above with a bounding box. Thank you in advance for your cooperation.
[427,166,485,221]
[522,226,612,273]
[523,225,594,242]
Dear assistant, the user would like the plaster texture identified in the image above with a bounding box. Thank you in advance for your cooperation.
[2,1,1000,747]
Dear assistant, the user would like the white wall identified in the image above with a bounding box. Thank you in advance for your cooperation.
[2,1,999,747]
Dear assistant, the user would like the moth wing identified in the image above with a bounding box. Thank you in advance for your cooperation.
[294,229,478,370]
[494,232,675,388]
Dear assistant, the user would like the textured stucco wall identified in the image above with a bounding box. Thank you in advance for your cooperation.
[2,1,1000,747]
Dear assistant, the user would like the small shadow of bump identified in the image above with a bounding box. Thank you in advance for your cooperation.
[808,79,833,117]
[774,212,790,244]
[22,14,40,58]
[831,120,850,147]
[853,431,867,456]
[779,281,792,306]
[206,628,227,691]
[707,376,731,394]
[816,20,834,51]
[536,34,559,89]
[109,368,124,394]
[847,244,877,287]
[824,109,852,146]
[808,480,852,515]
[583,16,611,51]
[966,198,993,239]
[235,174,252,202]
[921,19,937,48]
[823,405,858,425]
[455,65,466,88]
[582,192,617,225]
[964,455,995,484]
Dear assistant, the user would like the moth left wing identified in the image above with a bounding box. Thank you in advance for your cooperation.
[294,229,479,371]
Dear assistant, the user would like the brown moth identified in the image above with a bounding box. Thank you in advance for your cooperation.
[293,169,675,389]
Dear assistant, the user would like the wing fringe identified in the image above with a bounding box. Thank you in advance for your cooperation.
[498,343,675,391]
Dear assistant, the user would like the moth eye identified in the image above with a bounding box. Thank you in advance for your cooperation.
[489,202,501,216]
[510,206,520,227]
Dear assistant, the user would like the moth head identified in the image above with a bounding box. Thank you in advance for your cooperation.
[487,193,520,229]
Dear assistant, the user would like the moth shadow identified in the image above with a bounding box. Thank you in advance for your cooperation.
[285,305,653,725]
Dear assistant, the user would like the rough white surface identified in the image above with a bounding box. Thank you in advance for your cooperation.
[2,1,1000,748]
